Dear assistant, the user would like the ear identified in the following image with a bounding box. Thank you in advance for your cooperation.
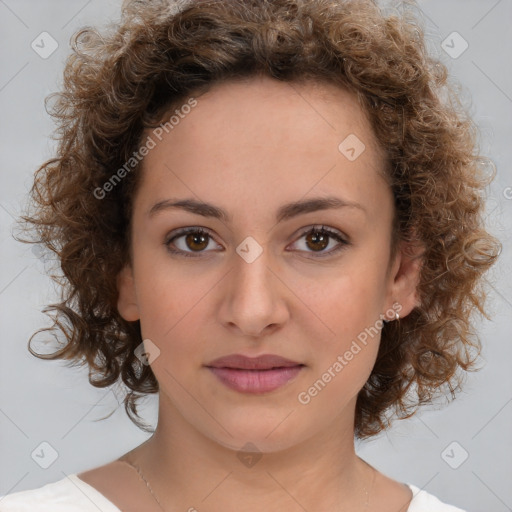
[117,264,140,321]
[385,238,424,319]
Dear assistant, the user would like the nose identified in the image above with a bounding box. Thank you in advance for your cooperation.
[217,245,290,338]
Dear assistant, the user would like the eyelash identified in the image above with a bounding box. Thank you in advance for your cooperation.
[164,225,350,259]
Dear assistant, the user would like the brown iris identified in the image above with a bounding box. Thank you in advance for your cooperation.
[185,232,209,251]
[305,229,329,252]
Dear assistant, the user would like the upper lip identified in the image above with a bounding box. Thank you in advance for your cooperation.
[206,354,303,370]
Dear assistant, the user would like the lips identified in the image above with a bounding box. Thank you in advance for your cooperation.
[206,353,303,370]
[205,354,305,394]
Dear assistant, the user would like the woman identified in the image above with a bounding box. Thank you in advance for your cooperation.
[2,0,500,510]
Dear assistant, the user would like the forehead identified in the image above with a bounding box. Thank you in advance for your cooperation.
[135,75,390,224]
[180,75,380,152]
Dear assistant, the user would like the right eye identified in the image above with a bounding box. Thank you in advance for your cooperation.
[164,227,223,257]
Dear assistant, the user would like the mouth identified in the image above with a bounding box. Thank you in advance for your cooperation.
[205,354,305,394]
[207,366,304,394]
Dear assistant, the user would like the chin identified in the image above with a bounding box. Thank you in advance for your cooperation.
[197,413,311,455]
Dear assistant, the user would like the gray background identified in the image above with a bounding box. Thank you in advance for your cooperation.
[0,1,511,510]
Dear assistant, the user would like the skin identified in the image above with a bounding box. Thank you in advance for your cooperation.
[79,75,423,511]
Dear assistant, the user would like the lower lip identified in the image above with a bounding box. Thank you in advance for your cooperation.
[207,366,304,394]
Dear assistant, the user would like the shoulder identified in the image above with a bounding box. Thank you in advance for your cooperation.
[406,484,466,512]
[0,474,121,512]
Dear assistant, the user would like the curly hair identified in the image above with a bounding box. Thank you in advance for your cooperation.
[16,0,501,439]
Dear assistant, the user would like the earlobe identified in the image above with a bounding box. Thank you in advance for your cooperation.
[117,264,140,321]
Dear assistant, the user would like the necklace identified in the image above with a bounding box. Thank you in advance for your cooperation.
[121,456,376,511]
[121,457,166,511]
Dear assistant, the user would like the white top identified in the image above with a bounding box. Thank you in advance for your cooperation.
[0,474,467,511]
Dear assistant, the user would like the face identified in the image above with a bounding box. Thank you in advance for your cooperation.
[117,75,421,452]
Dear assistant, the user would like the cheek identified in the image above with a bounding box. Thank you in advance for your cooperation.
[301,267,386,391]
[138,298,209,397]
[133,256,214,353]
[297,280,383,412]
[310,267,387,342]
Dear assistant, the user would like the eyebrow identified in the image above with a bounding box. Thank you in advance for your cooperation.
[147,196,366,223]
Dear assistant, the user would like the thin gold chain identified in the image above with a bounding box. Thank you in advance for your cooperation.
[364,459,376,508]
[121,457,167,511]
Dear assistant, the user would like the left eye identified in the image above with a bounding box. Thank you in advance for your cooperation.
[164,225,349,258]
[289,225,349,257]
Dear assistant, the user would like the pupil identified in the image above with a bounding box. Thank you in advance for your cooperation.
[307,230,328,251]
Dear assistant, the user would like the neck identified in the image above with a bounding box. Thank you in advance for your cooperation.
[124,393,374,511]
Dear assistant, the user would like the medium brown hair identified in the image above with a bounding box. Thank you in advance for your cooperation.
[17,0,501,438]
